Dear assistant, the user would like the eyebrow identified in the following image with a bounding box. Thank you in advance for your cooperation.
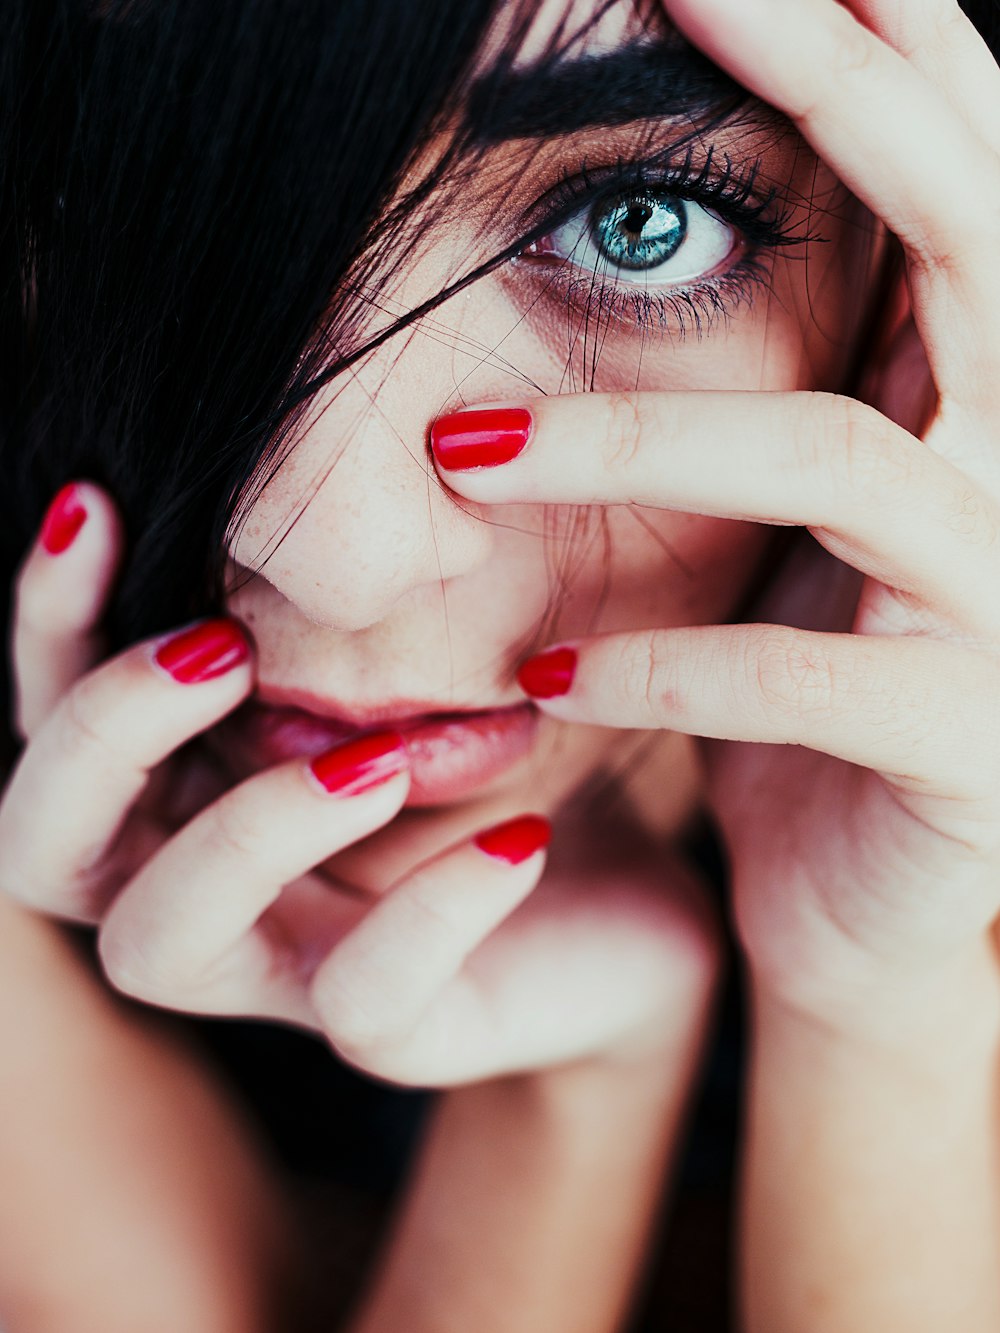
[463,40,753,144]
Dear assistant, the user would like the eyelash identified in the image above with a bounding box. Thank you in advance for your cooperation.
[513,146,810,339]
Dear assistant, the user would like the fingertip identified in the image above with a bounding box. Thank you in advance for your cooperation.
[429,404,533,475]
[474,813,551,866]
[37,480,125,559]
[306,730,410,798]
[151,617,254,687]
[517,646,578,700]
[39,483,88,555]
[22,481,127,632]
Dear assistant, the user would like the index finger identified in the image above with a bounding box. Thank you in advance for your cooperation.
[430,394,1000,639]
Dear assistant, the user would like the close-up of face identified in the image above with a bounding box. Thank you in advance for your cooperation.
[214,0,882,876]
[3,3,1000,1326]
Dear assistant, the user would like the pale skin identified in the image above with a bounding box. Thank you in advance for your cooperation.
[1,0,999,1329]
[434,0,1000,1327]
[0,489,721,1329]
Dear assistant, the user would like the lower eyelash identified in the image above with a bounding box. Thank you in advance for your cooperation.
[515,247,775,341]
[512,147,813,343]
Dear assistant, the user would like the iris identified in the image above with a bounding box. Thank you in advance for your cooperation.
[591,192,687,271]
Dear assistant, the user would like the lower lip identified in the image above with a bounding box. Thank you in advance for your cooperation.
[223,702,541,806]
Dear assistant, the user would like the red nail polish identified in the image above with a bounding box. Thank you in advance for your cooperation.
[40,484,87,554]
[309,731,408,796]
[430,407,532,471]
[517,647,577,700]
[154,619,250,684]
[475,814,551,865]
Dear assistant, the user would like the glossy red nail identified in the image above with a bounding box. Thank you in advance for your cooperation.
[309,731,408,797]
[430,407,532,471]
[154,619,250,684]
[475,814,551,865]
[40,484,87,554]
[517,647,577,700]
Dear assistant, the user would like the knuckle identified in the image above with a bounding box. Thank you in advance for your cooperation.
[750,631,840,720]
[58,675,132,771]
[824,10,878,83]
[205,794,267,866]
[942,484,999,548]
[99,926,173,1002]
[100,897,214,1002]
[602,392,646,472]
[916,226,995,278]
[314,973,395,1056]
[789,11,875,120]
[616,634,662,717]
[814,396,914,500]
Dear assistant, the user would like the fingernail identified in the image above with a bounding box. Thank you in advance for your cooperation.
[430,407,532,471]
[475,814,551,865]
[309,731,408,797]
[154,619,250,684]
[40,483,87,554]
[517,647,577,700]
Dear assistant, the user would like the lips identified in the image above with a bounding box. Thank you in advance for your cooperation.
[216,696,541,807]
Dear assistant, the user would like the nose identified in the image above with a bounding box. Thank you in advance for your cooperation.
[229,344,500,631]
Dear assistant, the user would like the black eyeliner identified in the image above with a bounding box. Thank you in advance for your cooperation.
[510,146,817,341]
[519,145,811,258]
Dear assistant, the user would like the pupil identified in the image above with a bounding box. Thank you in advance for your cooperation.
[591,192,687,272]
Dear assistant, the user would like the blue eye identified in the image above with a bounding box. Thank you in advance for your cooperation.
[591,193,687,270]
[528,187,737,287]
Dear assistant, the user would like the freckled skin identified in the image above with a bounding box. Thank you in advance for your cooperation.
[224,17,876,881]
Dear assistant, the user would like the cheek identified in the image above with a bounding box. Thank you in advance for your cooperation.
[589,510,775,635]
[475,197,876,400]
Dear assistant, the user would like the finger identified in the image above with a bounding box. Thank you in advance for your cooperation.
[0,618,253,921]
[847,0,1000,147]
[310,815,551,1079]
[516,627,1000,804]
[662,0,1000,412]
[431,395,1000,640]
[98,733,411,1021]
[320,846,721,1087]
[12,483,125,738]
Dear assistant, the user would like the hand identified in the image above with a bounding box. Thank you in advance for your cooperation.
[429,0,1000,1028]
[0,483,719,1084]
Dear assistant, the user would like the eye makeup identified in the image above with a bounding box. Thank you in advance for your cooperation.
[507,144,813,338]
[288,36,823,404]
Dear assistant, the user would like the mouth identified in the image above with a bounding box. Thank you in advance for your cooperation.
[215,692,541,807]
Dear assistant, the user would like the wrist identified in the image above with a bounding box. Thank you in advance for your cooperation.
[750,932,1000,1061]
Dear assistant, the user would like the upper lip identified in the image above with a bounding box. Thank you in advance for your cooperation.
[253,684,527,729]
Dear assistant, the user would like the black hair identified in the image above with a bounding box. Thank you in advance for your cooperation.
[0,0,511,645]
[0,0,997,680]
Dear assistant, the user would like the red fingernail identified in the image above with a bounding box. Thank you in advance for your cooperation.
[40,484,87,554]
[517,647,577,700]
[475,814,551,865]
[154,619,250,684]
[430,407,532,471]
[309,731,408,797]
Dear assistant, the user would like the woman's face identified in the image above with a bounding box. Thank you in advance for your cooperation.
[218,0,878,878]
